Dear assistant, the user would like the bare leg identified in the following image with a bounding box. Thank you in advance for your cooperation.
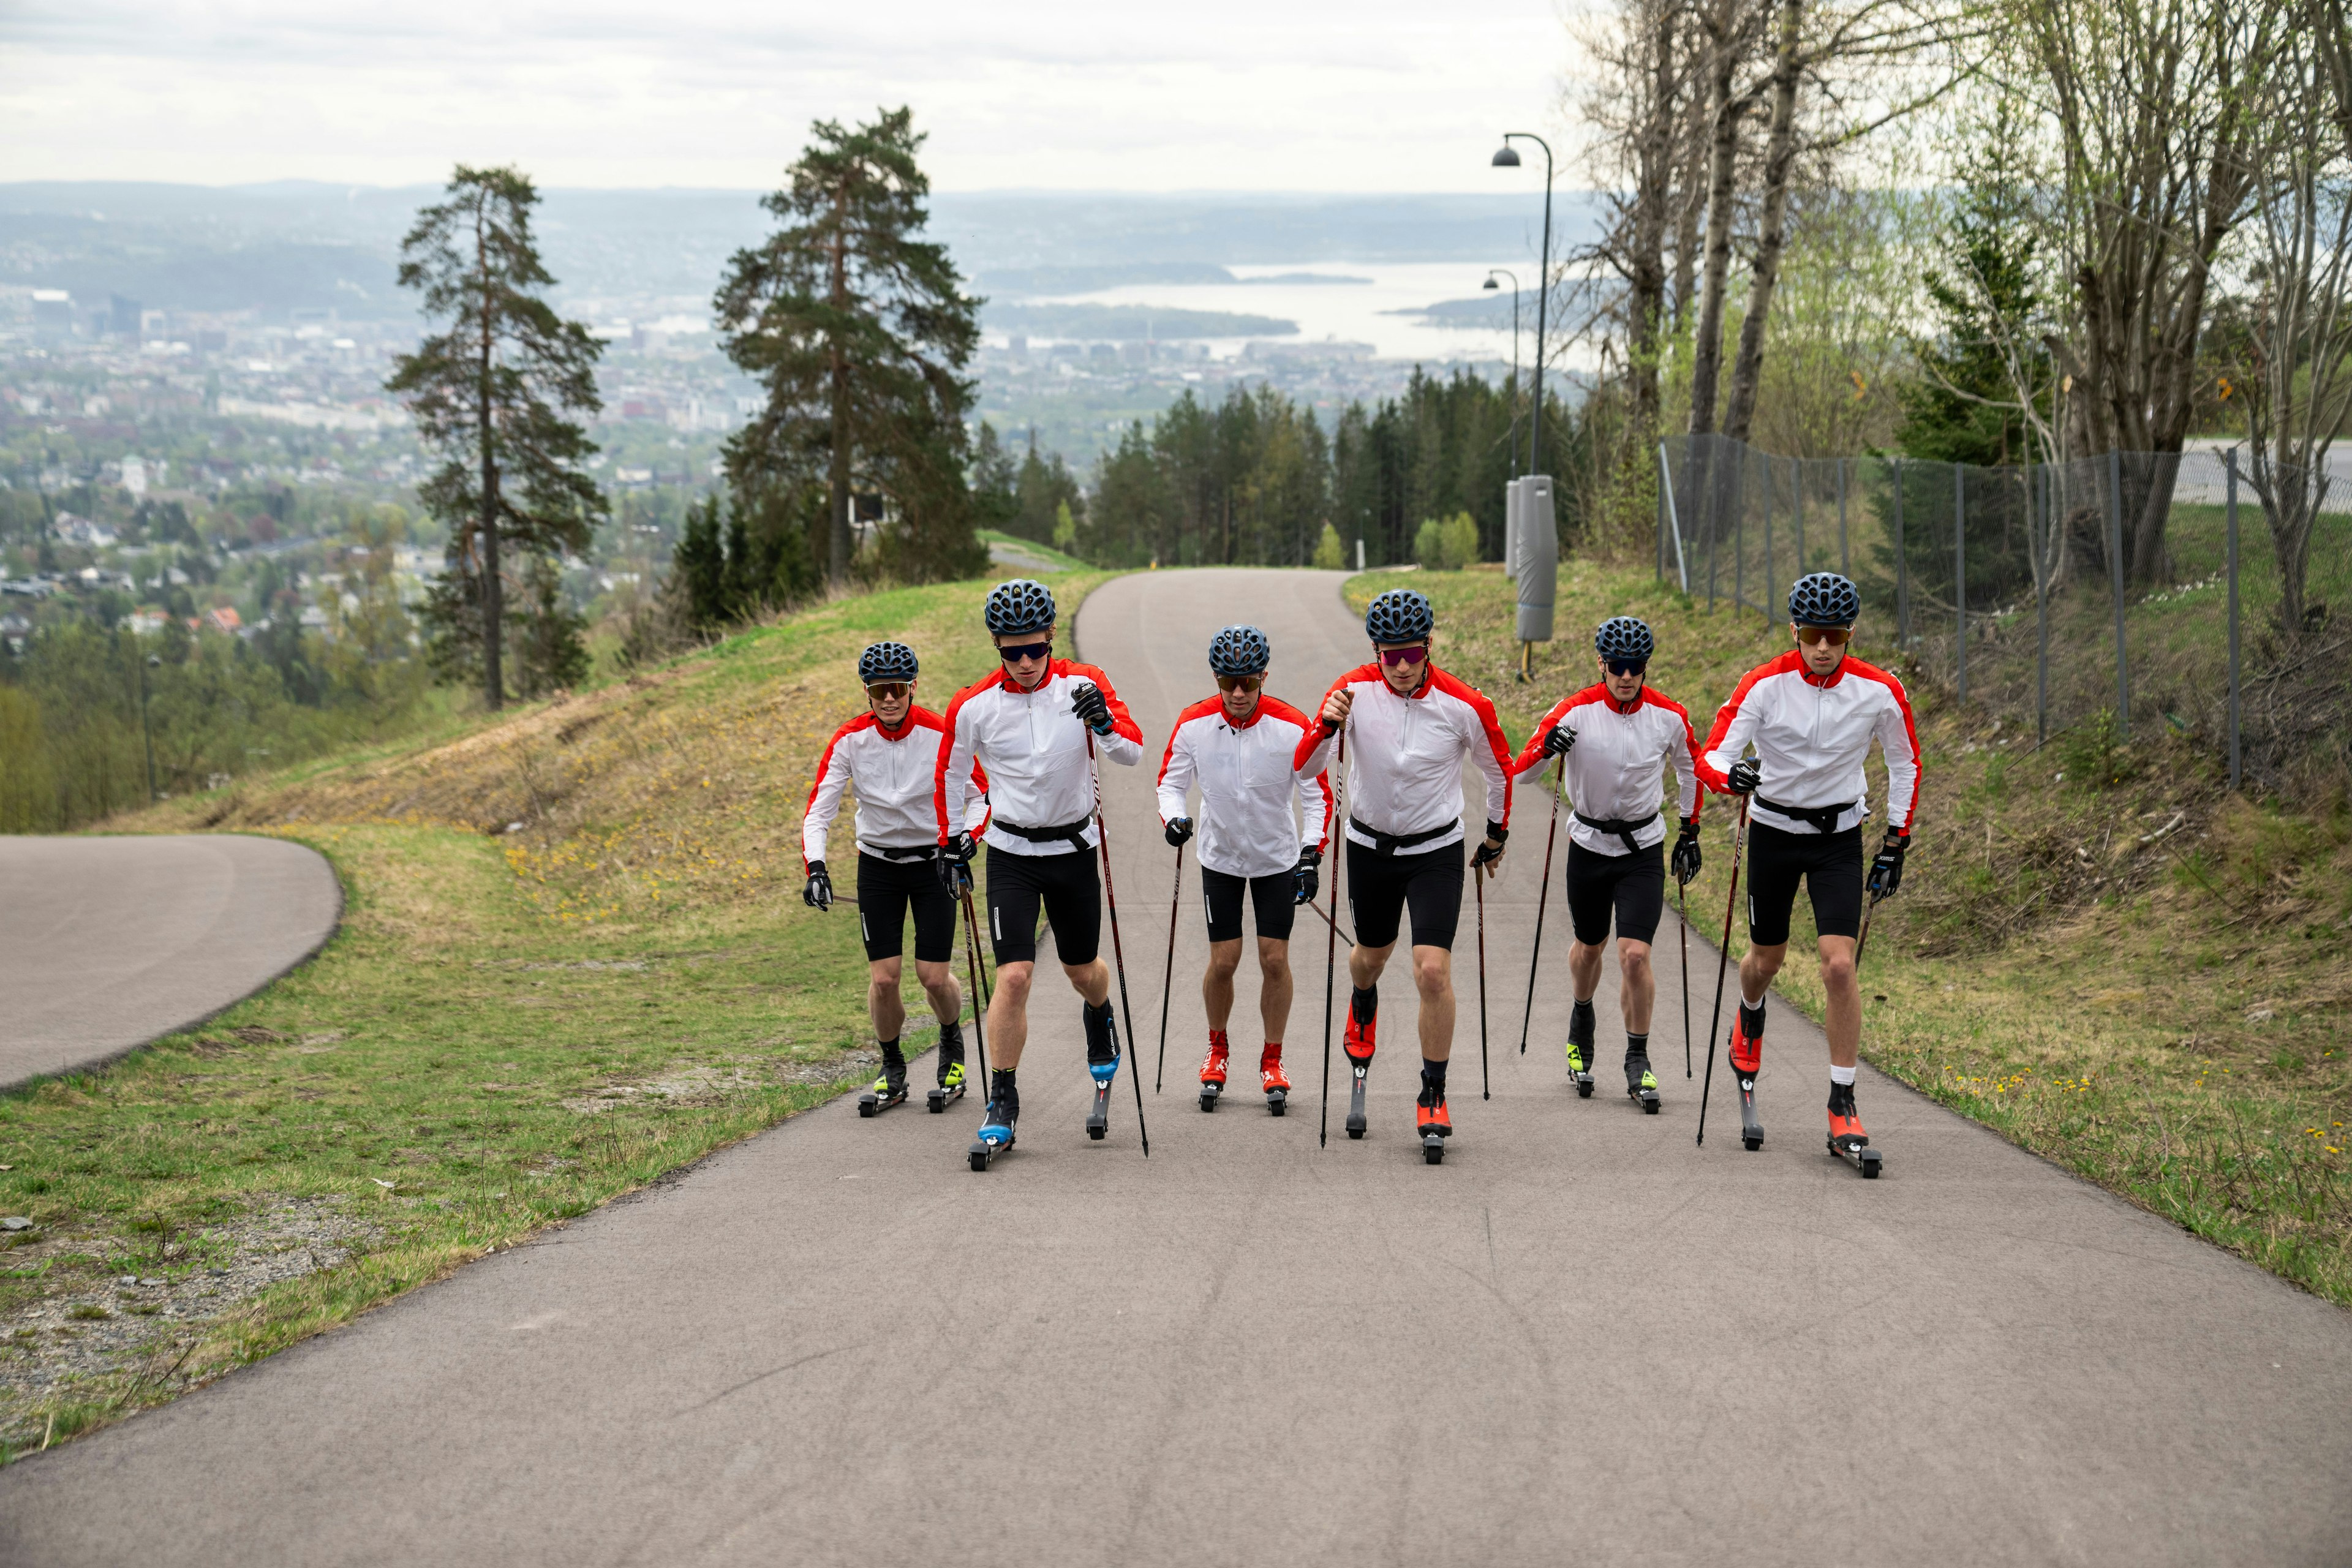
[1349,941,1395,991]
[1411,945,1455,1062]
[867,957,905,1043]
[1063,956,1111,1008]
[1817,935,1859,1068]
[1256,936,1292,1041]
[1202,939,1242,1031]
[1565,938,1605,1005]
[913,959,961,1028]
[987,960,1035,1069]
[1738,941,1789,1014]
[1617,938,1654,1034]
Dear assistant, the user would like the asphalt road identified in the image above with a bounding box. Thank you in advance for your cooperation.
[0,833,341,1088]
[2,571,2348,1565]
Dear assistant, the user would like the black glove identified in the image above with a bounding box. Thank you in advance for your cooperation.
[1164,816,1194,848]
[1542,723,1576,758]
[1469,820,1508,870]
[1293,845,1322,905]
[1868,831,1907,900]
[1670,818,1702,884]
[802,861,833,911]
[936,832,977,894]
[1727,758,1762,795]
[1070,682,1114,736]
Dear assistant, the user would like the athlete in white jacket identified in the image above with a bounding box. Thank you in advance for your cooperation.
[801,641,991,1113]
[1155,624,1332,1112]
[1295,589,1513,1148]
[933,578,1144,1159]
[1512,616,1700,1110]
[1697,571,1922,1158]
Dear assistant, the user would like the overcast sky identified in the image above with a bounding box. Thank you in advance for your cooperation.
[1,0,1579,191]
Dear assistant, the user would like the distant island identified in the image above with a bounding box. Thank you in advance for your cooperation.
[1383,295,1516,330]
[982,302,1298,340]
[976,263,1371,297]
[1243,272,1372,286]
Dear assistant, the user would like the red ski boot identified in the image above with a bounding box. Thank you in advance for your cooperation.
[1342,1001,1376,1139]
[1827,1081,1880,1176]
[1729,1002,1765,1152]
[1259,1043,1291,1115]
[1198,1030,1230,1112]
[1415,1084,1452,1164]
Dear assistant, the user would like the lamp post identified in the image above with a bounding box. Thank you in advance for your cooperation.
[1483,270,1522,470]
[1491,134,1554,479]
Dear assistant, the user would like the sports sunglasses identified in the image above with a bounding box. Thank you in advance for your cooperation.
[1378,644,1429,668]
[1604,658,1647,678]
[1216,674,1264,693]
[865,682,913,702]
[1795,626,1854,647]
[998,639,1053,663]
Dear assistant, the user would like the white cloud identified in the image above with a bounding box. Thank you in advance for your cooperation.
[0,0,1576,190]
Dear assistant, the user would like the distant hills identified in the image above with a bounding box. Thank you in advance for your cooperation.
[981,302,1297,341]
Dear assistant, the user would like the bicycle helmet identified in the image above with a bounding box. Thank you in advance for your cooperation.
[1364,588,1434,644]
[1788,571,1861,627]
[984,578,1057,635]
[1593,616,1654,663]
[858,641,919,683]
[1208,624,1271,677]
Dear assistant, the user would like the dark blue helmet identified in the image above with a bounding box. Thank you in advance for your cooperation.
[858,641,918,683]
[985,578,1057,635]
[1364,588,1434,644]
[1789,571,1861,627]
[1594,616,1653,664]
[1208,624,1270,677]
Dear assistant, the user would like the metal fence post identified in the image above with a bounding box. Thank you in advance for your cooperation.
[1659,441,1691,596]
[1762,456,1774,615]
[1894,458,1909,647]
[1735,448,1746,616]
[2035,463,2049,745]
[1656,459,1667,584]
[1953,463,1967,706]
[2108,450,2130,741]
[1706,441,1720,613]
[1792,455,1806,573]
[1837,457,1849,575]
[2226,448,2242,790]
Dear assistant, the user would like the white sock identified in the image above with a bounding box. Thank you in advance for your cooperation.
[1830,1064,1857,1086]
[1740,986,1766,1010]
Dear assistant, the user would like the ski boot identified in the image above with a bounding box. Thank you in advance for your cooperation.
[1730,1003,1765,1152]
[858,1047,908,1117]
[1566,999,1597,1097]
[1828,1082,1881,1178]
[968,1078,1018,1170]
[1624,1050,1660,1114]
[927,1023,967,1114]
[1343,999,1376,1140]
[1415,1083,1452,1164]
[1199,1030,1230,1112]
[1260,1043,1291,1116]
[1084,1001,1121,1141]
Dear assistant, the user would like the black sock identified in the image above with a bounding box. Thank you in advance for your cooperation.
[990,1068,1019,1115]
[1625,1032,1648,1063]
[1352,985,1379,1027]
[1739,999,1766,1039]
[1420,1058,1448,1096]
[879,1038,904,1071]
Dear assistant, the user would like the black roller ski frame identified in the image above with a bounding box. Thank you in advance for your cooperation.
[1627,1065,1660,1115]
[1087,1078,1113,1140]
[1572,1057,1596,1099]
[1344,1055,1370,1139]
[956,887,1004,1171]
[969,1112,1015,1171]
[1736,1071,1763,1152]
[1830,1133,1883,1178]
[926,1080,964,1114]
[858,1080,907,1117]
[1199,1078,1221,1113]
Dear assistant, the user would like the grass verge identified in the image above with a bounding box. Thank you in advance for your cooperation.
[0,568,1113,1459]
[1357,561,2352,1305]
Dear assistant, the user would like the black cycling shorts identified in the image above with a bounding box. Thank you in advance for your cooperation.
[1744,822,1864,946]
[1201,865,1295,944]
[1346,839,1464,952]
[857,853,957,963]
[984,845,1101,968]
[1564,842,1665,946]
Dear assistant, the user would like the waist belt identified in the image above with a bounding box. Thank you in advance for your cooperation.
[993,816,1094,850]
[1575,810,1659,856]
[865,845,938,865]
[1755,796,1855,835]
[1348,816,1459,857]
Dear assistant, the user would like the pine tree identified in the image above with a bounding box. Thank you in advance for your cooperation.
[386,165,606,710]
[715,108,986,586]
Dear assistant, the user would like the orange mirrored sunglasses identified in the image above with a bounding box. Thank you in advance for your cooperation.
[1794,626,1853,647]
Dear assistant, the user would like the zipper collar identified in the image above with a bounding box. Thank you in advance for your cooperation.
[1799,655,1849,690]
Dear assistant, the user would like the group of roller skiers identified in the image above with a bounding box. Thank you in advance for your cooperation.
[799,568,1920,1172]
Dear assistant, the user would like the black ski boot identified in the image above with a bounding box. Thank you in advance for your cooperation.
[1566,999,1597,1097]
[1084,1000,1121,1141]
[927,1021,967,1114]
[859,1042,908,1117]
[969,1071,1019,1170]
[1624,1048,1661,1114]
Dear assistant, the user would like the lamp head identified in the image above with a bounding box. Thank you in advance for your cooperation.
[1491,145,1521,168]
[1482,276,1499,290]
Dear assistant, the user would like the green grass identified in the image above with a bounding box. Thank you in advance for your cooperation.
[0,567,1115,1459]
[1365,562,2352,1306]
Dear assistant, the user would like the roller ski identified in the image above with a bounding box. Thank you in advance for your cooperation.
[1260,1044,1291,1116]
[1343,998,1376,1139]
[968,1074,1018,1171]
[925,1024,967,1113]
[858,1047,908,1117]
[1084,1000,1121,1142]
[1827,1082,1881,1178]
[1566,999,1597,1097]
[1624,1049,1660,1115]
[1198,1030,1229,1113]
[1415,1082,1452,1164]
[1731,1004,1764,1152]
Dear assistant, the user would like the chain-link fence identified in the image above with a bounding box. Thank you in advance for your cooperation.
[1658,433,2352,790]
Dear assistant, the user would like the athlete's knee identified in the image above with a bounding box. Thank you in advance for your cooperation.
[1204,944,1242,981]
[995,962,1036,1003]
[1618,941,1652,980]
[1063,957,1107,995]
[913,959,957,995]
[1411,949,1450,997]
[1257,943,1291,983]
[1819,947,1857,989]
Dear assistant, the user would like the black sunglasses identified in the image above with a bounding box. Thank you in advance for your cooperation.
[998,639,1052,663]
[1605,658,1647,679]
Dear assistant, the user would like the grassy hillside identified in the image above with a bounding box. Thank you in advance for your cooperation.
[1362,562,2352,1306]
[0,570,1110,1458]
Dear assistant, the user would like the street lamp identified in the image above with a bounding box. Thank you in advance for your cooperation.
[1492,134,1555,480]
[137,650,160,801]
[1483,270,1521,469]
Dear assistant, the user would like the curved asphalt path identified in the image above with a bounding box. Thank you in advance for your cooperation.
[0,834,342,1088]
[2,571,2348,1564]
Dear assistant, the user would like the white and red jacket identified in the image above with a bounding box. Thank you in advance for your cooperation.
[1155,695,1333,879]
[935,659,1144,857]
[801,708,990,873]
[1510,684,1701,857]
[1697,650,1921,837]
[1293,663,1512,853]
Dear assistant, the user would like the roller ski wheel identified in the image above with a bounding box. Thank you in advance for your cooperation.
[925,1058,967,1114]
[1199,1082,1220,1112]
[1566,1040,1596,1098]
[1423,1134,1446,1164]
[1261,1047,1291,1116]
[858,1062,908,1117]
[1828,1088,1879,1177]
[968,1099,1017,1171]
[1624,1054,1660,1115]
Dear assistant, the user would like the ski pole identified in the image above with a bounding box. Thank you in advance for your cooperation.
[1474,858,1490,1100]
[1085,726,1148,1158]
[1517,755,1566,1055]
[957,886,993,1087]
[1297,895,1354,948]
[1319,727,1346,1150]
[1695,793,1751,1149]
[1155,842,1183,1094]
[1856,888,1884,970]
[1677,874,1692,1078]
[959,887,994,1009]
